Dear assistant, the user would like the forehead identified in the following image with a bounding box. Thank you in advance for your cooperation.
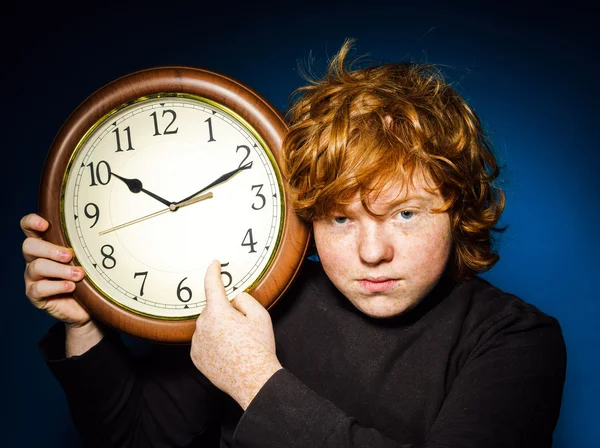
[349,170,443,212]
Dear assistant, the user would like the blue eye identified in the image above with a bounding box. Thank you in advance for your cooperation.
[399,211,414,220]
[333,216,348,224]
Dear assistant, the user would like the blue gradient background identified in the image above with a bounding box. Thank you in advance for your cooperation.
[3,2,597,446]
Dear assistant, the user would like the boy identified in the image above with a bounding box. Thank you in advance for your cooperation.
[21,40,566,447]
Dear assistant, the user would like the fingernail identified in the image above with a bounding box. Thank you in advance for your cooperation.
[65,281,75,292]
[60,250,71,261]
[71,268,83,279]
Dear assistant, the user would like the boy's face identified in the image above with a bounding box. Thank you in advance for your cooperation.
[313,173,452,318]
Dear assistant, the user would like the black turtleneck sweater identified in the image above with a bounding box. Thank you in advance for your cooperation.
[39,260,566,447]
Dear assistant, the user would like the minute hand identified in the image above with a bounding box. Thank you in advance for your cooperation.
[176,161,252,204]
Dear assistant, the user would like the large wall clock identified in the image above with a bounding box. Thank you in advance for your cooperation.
[39,67,310,343]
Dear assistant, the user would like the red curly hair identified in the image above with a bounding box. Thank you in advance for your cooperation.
[282,39,505,281]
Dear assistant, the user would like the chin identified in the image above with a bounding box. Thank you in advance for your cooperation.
[350,295,417,319]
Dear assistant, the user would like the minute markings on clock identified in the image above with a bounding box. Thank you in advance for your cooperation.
[61,96,284,323]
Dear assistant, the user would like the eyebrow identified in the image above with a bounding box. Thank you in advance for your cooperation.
[331,193,438,216]
[338,194,436,216]
[380,194,434,209]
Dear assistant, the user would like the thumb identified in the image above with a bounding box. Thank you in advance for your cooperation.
[20,213,49,239]
[232,292,269,320]
[204,260,230,309]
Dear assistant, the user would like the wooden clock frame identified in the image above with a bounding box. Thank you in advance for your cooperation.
[39,67,310,344]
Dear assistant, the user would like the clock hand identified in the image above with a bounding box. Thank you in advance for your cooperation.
[101,162,250,235]
[98,192,213,236]
[176,161,252,205]
[112,173,174,208]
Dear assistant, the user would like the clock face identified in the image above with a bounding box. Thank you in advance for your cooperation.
[61,94,284,319]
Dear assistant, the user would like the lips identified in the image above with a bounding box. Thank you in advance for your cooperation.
[358,277,399,293]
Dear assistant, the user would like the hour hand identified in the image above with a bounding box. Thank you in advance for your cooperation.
[112,173,174,207]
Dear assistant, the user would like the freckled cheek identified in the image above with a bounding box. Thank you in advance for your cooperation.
[410,219,452,277]
[314,230,356,283]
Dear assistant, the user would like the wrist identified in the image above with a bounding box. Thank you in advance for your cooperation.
[64,318,93,331]
[237,360,283,411]
[65,320,104,357]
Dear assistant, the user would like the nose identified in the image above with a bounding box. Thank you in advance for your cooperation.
[358,222,394,265]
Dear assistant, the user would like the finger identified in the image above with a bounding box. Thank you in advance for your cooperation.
[25,258,85,282]
[20,214,49,238]
[232,293,268,320]
[22,237,73,264]
[203,260,230,309]
[27,279,76,304]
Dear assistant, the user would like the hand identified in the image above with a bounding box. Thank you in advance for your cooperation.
[21,213,90,327]
[177,161,252,204]
[21,213,104,356]
[191,260,282,410]
[112,172,174,207]
[100,161,251,235]
[99,191,213,235]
